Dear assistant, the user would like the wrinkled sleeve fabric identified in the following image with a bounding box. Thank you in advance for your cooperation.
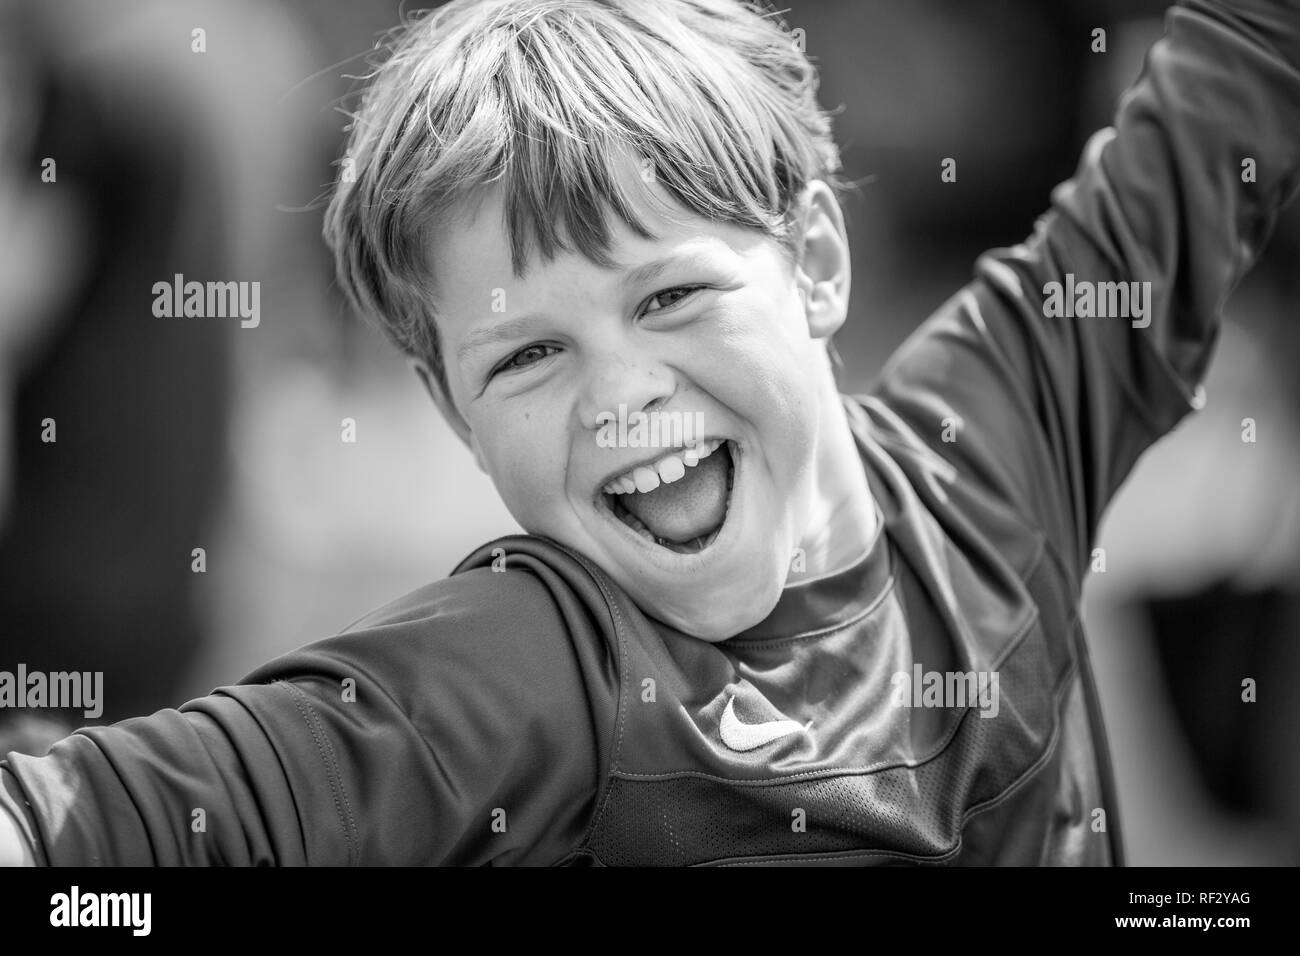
[0,567,608,865]
[872,0,1300,588]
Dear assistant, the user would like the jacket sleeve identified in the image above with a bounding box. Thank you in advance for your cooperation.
[872,0,1300,587]
[0,566,609,865]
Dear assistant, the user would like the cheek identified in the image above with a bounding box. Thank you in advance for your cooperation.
[708,308,823,503]
[713,304,819,429]
[473,409,569,515]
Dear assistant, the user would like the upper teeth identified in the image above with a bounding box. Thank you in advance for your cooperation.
[602,439,725,496]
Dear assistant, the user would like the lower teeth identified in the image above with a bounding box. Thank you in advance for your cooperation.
[628,521,723,553]
[619,510,722,553]
[610,443,733,554]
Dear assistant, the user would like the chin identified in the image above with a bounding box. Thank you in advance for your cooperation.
[627,549,786,641]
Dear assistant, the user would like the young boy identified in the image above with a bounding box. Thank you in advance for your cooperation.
[2,0,1297,866]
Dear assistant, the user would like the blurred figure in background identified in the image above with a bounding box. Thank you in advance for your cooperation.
[0,0,325,744]
[0,0,233,741]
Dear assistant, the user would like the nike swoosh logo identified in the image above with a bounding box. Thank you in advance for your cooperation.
[719,695,805,752]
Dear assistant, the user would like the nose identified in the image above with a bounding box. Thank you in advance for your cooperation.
[576,348,675,434]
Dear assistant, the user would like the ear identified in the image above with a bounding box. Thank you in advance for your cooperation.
[792,180,851,340]
[410,357,487,472]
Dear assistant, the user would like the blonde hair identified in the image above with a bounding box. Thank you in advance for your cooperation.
[324,0,844,386]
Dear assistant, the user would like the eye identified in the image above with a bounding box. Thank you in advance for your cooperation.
[493,343,559,377]
[643,285,706,315]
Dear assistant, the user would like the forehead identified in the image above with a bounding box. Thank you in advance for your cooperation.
[425,168,777,311]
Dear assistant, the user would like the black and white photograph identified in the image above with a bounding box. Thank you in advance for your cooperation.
[0,0,1297,912]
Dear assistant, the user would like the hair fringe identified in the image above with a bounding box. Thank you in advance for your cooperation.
[323,0,846,388]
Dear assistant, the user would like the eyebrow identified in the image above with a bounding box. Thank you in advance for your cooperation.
[456,244,731,365]
[457,314,547,364]
[619,254,681,290]
[620,242,729,288]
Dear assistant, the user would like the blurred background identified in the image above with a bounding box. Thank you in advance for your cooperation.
[0,0,1295,864]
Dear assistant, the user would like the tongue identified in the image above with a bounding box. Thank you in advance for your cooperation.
[622,446,730,542]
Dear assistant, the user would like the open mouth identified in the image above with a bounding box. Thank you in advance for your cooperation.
[598,439,737,555]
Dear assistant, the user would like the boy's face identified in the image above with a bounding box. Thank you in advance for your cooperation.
[420,167,861,640]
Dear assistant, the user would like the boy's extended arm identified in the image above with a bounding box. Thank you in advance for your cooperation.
[873,0,1300,584]
[0,566,607,865]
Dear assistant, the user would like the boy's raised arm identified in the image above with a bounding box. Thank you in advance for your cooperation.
[873,0,1300,585]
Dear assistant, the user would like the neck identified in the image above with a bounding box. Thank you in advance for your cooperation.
[797,378,876,580]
